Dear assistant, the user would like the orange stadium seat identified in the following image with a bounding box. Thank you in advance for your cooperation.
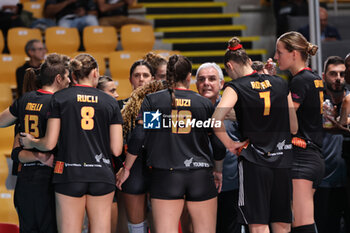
[83,26,118,54]
[0,126,18,225]
[7,28,42,56]
[0,55,27,86]
[120,24,155,52]
[108,51,145,99]
[0,84,14,112]
[22,1,45,19]
[0,31,4,53]
[45,27,80,54]
[0,223,19,233]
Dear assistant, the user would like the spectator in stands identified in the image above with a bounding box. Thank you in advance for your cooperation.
[96,0,151,30]
[298,7,341,41]
[16,39,46,98]
[0,0,24,50]
[345,53,350,85]
[314,56,349,233]
[44,0,98,32]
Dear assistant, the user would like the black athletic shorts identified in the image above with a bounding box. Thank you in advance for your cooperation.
[150,168,217,201]
[55,182,115,197]
[121,156,151,194]
[238,159,292,225]
[291,147,325,188]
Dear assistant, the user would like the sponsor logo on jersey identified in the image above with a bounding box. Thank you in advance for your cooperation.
[143,110,161,129]
[54,161,64,174]
[276,140,292,150]
[184,157,193,167]
[184,157,209,167]
[291,93,300,99]
[95,153,111,165]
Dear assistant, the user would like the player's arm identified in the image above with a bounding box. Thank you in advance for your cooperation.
[339,94,350,126]
[110,124,123,157]
[0,107,17,127]
[96,0,125,13]
[20,118,61,151]
[287,92,298,134]
[12,134,54,167]
[212,87,248,154]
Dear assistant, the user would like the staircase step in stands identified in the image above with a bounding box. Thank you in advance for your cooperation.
[162,36,260,51]
[156,25,246,38]
[146,13,240,28]
[182,49,267,64]
[141,2,226,14]
[139,0,214,2]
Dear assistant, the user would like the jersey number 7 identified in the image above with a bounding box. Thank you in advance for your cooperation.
[259,91,271,116]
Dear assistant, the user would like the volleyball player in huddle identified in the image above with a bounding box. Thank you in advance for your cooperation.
[0,53,71,233]
[20,54,123,233]
[213,37,298,233]
[274,31,325,233]
[144,52,167,81]
[117,54,233,233]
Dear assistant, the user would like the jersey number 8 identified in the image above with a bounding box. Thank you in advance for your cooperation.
[81,106,95,130]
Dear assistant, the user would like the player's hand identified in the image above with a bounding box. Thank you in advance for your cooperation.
[116,167,130,190]
[19,132,34,149]
[228,139,249,155]
[213,171,222,193]
[36,152,54,167]
[263,58,277,76]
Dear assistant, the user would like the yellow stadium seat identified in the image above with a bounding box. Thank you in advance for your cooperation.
[0,126,18,225]
[22,1,45,19]
[108,51,145,81]
[120,24,155,52]
[45,27,80,54]
[0,31,4,53]
[0,84,14,112]
[70,52,107,76]
[115,79,133,100]
[83,26,118,54]
[7,28,42,56]
[0,55,27,87]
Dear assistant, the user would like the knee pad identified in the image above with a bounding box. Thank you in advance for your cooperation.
[127,221,148,233]
[291,224,318,233]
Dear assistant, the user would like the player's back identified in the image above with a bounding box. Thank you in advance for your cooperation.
[226,72,292,167]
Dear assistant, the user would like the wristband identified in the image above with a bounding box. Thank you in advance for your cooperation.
[123,162,130,171]
[11,147,22,163]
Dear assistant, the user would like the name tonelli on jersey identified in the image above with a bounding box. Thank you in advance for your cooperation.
[77,94,98,103]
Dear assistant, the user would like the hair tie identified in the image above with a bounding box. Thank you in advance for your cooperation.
[228,44,243,51]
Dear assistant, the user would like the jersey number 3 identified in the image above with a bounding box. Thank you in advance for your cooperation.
[81,106,95,130]
[24,115,39,137]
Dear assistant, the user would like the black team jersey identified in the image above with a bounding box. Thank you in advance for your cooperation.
[139,88,221,170]
[226,72,293,168]
[49,84,123,185]
[290,68,324,148]
[9,89,54,175]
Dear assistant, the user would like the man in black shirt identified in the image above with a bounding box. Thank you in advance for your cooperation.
[16,39,46,98]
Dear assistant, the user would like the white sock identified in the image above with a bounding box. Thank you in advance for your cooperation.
[127,220,148,233]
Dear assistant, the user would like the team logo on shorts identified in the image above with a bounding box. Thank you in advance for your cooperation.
[143,110,161,129]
